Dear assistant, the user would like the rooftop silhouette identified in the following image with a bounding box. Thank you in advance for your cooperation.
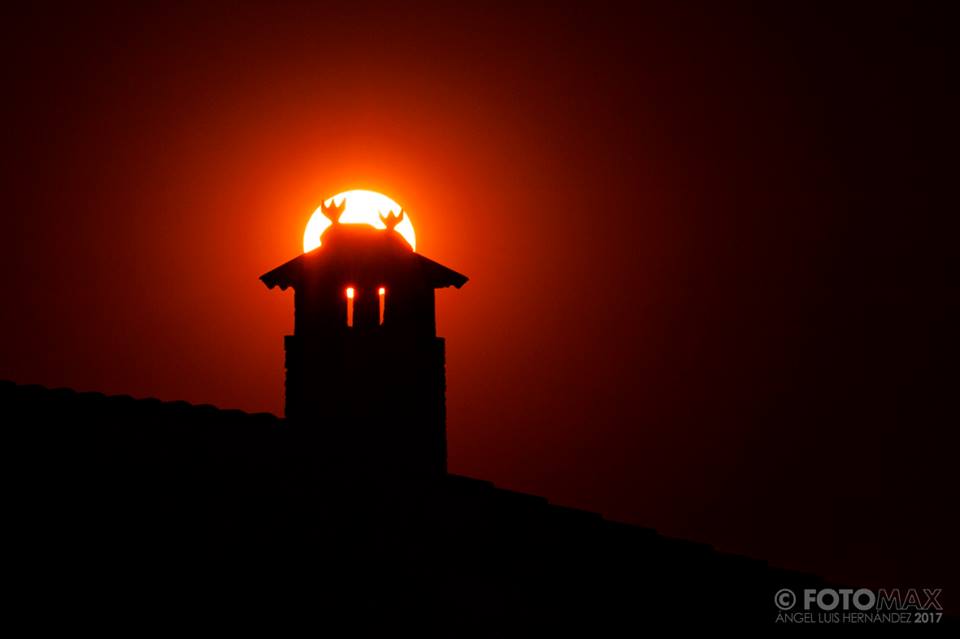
[4,379,833,630]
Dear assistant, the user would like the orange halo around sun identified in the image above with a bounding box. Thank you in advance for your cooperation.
[303,190,417,252]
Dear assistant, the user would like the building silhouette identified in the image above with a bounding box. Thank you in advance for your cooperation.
[260,202,466,477]
[4,207,850,631]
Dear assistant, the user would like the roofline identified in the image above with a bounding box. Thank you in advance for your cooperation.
[259,250,468,291]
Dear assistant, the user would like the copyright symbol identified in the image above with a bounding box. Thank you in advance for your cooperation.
[775,588,796,611]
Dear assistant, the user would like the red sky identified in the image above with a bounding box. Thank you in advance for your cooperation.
[2,3,955,599]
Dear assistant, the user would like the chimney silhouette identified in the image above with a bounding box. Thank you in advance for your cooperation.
[260,207,467,477]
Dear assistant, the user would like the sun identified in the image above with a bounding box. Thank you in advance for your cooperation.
[304,190,417,252]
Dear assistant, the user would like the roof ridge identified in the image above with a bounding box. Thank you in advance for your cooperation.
[0,379,281,421]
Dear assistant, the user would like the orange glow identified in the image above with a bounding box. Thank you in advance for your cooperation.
[378,287,386,325]
[378,287,386,295]
[345,287,354,327]
[304,190,417,251]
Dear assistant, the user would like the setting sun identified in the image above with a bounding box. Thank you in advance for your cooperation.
[303,189,417,252]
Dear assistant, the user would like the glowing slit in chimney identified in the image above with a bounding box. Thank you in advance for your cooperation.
[345,287,355,327]
[378,287,386,325]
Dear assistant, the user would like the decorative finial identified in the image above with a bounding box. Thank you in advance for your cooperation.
[321,198,346,224]
[379,209,404,232]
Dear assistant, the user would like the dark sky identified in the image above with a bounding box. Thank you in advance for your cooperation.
[2,2,955,599]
